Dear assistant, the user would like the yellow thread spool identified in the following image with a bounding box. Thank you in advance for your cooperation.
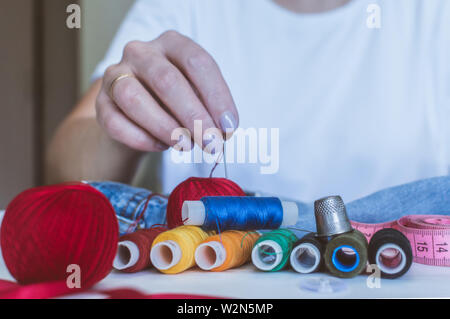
[195,231,260,271]
[150,226,213,274]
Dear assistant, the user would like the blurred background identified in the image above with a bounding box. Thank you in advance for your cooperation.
[0,0,135,207]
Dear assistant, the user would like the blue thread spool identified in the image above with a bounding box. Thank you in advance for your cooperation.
[182,196,298,231]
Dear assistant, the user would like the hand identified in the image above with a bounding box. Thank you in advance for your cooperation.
[96,30,239,153]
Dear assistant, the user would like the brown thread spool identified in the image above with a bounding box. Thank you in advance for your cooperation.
[113,227,166,273]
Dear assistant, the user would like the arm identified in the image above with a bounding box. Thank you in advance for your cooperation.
[45,79,144,184]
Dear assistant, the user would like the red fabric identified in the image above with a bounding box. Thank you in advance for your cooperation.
[0,280,223,299]
[101,288,223,299]
[0,280,81,299]
[166,177,246,228]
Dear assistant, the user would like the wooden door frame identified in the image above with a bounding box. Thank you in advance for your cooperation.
[0,0,79,207]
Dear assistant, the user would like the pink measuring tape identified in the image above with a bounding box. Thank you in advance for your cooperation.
[351,215,450,267]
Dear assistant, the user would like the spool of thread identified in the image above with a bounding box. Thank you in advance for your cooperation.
[150,226,214,274]
[323,230,368,278]
[195,231,260,271]
[0,183,119,289]
[290,233,325,274]
[368,228,413,279]
[166,177,246,228]
[113,227,166,273]
[251,229,297,272]
[183,197,298,231]
[352,215,450,267]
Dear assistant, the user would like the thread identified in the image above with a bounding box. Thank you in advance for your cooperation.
[150,226,214,274]
[190,196,297,231]
[368,228,412,279]
[0,183,119,288]
[290,233,324,274]
[323,230,368,278]
[195,231,260,271]
[166,177,246,229]
[251,229,297,272]
[114,227,166,273]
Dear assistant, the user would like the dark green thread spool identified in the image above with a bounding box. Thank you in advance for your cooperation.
[324,230,368,278]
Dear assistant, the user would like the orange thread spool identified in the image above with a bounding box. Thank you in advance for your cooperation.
[195,231,260,272]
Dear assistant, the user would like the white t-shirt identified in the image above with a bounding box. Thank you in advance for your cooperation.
[93,0,450,202]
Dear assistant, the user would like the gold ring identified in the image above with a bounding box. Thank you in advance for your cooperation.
[109,73,135,100]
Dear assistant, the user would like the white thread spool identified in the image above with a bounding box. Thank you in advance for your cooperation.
[195,241,227,270]
[182,199,298,227]
[113,240,140,270]
[290,242,321,274]
[251,240,283,271]
[150,240,182,270]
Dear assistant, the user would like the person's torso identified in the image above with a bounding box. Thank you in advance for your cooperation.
[161,0,450,202]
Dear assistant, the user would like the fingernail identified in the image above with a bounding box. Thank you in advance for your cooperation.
[175,134,193,152]
[203,133,215,149]
[219,111,237,134]
[156,142,169,151]
[203,132,224,154]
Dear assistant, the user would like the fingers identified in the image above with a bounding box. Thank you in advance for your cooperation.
[156,31,239,136]
[122,39,220,149]
[95,91,169,152]
[104,64,192,151]
[98,33,237,154]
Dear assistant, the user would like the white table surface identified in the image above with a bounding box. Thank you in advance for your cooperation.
[1,211,450,299]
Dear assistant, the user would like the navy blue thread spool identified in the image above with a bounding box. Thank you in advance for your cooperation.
[181,196,298,231]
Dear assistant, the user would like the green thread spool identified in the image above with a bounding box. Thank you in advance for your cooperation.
[251,229,297,272]
[324,230,368,278]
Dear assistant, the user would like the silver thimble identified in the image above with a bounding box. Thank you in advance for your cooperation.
[314,196,352,237]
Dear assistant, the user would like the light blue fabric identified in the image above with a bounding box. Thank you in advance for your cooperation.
[89,182,167,235]
[295,176,450,234]
[90,176,450,236]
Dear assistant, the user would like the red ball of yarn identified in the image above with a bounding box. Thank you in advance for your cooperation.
[166,177,246,228]
[0,183,119,288]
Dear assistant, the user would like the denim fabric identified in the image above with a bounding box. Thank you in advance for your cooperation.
[89,181,167,235]
[295,176,450,234]
[90,176,450,237]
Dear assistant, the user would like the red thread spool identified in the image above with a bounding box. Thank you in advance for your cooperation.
[1,183,119,289]
[166,177,246,229]
[114,227,166,273]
